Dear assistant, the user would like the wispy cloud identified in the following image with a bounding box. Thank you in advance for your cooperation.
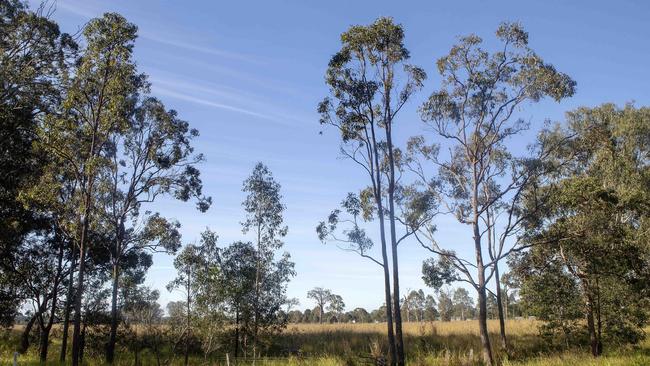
[51,0,97,19]
[53,1,263,64]
[146,51,302,97]
[140,32,264,64]
[153,86,293,125]
[148,72,313,127]
[149,75,254,105]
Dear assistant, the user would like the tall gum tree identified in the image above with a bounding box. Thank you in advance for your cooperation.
[318,17,425,365]
[409,22,575,365]
[102,94,211,363]
[241,162,291,357]
[37,13,145,366]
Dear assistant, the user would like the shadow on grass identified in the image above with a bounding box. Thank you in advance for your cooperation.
[4,325,647,366]
[267,328,549,364]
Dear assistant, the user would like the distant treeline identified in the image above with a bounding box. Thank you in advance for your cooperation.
[288,288,525,324]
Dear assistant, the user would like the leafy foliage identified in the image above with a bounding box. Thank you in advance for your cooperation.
[514,104,650,353]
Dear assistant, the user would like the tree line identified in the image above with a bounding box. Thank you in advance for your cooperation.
[293,287,524,325]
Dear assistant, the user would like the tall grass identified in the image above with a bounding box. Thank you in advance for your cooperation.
[2,320,648,365]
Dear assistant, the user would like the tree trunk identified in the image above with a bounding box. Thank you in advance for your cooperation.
[369,119,396,366]
[19,315,37,354]
[381,253,396,366]
[584,283,603,358]
[234,309,240,358]
[79,321,87,365]
[319,304,323,324]
[472,162,493,366]
[586,294,599,357]
[405,300,410,323]
[106,261,120,363]
[252,221,262,357]
[185,274,190,366]
[38,323,51,363]
[389,224,404,365]
[474,224,493,366]
[477,285,493,366]
[595,278,603,356]
[72,198,92,366]
[39,241,64,363]
[504,288,509,321]
[71,239,87,366]
[385,97,405,366]
[60,244,76,363]
[494,263,507,349]
[389,207,404,366]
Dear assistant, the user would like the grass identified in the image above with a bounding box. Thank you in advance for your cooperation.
[1,320,648,365]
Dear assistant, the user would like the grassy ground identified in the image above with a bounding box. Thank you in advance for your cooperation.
[1,320,648,365]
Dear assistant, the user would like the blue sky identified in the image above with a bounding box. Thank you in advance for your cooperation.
[37,0,649,311]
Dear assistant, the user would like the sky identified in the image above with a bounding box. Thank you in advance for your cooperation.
[32,0,650,312]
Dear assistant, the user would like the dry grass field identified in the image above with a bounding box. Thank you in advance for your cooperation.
[3,319,648,365]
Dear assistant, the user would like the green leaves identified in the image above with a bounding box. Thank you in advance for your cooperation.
[241,162,287,251]
[320,16,425,147]
[316,190,377,259]
[422,256,459,291]
[423,22,576,137]
[515,104,650,349]
[495,22,529,47]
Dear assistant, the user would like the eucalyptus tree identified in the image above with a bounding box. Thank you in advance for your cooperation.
[167,242,202,366]
[437,289,454,321]
[452,288,474,321]
[218,241,293,357]
[515,257,584,348]
[327,294,345,322]
[30,237,67,362]
[189,230,223,358]
[411,290,427,322]
[35,13,146,365]
[167,230,221,363]
[12,230,67,360]
[514,104,650,356]
[423,294,437,321]
[306,287,333,324]
[241,162,292,355]
[401,290,412,322]
[408,23,575,364]
[77,275,111,363]
[11,162,81,362]
[219,241,257,358]
[250,246,294,347]
[102,93,210,363]
[350,307,372,323]
[318,17,425,365]
[403,289,425,322]
[0,0,75,328]
[119,283,162,365]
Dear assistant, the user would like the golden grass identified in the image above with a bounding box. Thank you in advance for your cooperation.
[286,319,539,336]
[2,320,648,365]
